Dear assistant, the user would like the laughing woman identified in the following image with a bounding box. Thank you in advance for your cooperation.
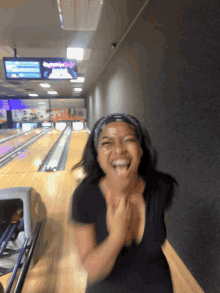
[70,113,179,293]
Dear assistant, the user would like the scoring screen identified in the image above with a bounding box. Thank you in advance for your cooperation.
[4,61,42,79]
[42,58,77,80]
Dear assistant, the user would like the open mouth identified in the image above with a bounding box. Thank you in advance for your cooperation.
[112,163,131,175]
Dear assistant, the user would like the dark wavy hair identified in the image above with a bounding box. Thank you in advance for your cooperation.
[70,115,179,210]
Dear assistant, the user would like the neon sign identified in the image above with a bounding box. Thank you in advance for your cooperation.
[43,61,76,69]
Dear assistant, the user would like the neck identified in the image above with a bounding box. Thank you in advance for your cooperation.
[104,174,141,196]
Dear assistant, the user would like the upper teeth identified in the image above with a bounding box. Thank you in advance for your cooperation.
[112,160,131,167]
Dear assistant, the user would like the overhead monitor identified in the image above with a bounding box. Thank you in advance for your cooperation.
[3,57,78,81]
[42,58,78,80]
[3,57,42,80]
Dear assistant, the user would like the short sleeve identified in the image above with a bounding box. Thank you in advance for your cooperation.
[165,182,175,210]
[158,173,176,211]
[71,181,91,224]
[163,175,176,211]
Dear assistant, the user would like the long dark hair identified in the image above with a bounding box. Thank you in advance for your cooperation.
[70,116,179,209]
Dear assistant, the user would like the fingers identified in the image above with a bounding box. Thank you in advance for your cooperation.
[106,190,111,203]
[107,190,117,214]
[117,195,128,213]
[107,190,129,213]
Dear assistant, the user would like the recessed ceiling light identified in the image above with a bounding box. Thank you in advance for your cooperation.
[70,77,85,83]
[73,88,82,92]
[67,48,84,60]
[47,91,58,95]
[28,94,39,97]
[40,84,51,88]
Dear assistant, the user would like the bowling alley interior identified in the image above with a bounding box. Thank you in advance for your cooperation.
[0,0,219,292]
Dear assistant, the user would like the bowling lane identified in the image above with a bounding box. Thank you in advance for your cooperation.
[0,171,72,293]
[0,129,23,140]
[0,128,62,173]
[65,128,88,173]
[0,131,89,292]
[0,129,45,160]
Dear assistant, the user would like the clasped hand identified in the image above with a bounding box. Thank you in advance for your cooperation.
[106,189,133,243]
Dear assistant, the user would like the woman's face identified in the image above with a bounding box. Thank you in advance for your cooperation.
[97,122,143,180]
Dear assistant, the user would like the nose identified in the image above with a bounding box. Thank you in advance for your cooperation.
[113,140,126,154]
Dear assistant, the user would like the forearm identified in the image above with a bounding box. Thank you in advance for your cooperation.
[82,233,124,286]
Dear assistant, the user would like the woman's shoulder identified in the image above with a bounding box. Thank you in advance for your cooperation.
[154,171,178,209]
[71,177,99,224]
[154,171,177,188]
[73,177,96,198]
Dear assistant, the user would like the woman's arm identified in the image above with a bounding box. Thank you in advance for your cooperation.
[82,232,124,286]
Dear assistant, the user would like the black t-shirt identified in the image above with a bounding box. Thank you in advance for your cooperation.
[71,173,175,292]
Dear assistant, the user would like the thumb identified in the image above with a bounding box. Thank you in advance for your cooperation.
[106,190,113,213]
[106,189,111,204]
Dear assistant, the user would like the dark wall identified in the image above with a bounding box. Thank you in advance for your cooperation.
[86,0,220,292]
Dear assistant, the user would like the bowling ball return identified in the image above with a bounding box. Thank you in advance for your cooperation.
[0,187,46,292]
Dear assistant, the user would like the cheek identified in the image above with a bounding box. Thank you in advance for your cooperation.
[127,145,140,157]
[97,149,111,166]
[128,148,142,166]
[103,148,111,155]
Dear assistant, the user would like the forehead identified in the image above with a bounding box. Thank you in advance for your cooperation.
[99,121,135,138]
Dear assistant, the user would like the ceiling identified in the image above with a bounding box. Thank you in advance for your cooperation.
[0,0,148,107]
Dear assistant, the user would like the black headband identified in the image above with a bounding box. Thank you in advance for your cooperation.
[94,113,142,151]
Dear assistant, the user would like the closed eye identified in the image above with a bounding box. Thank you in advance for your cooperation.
[102,142,110,145]
[102,139,135,146]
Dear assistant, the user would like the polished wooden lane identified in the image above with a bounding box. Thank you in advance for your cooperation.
[0,129,88,292]
[0,129,204,292]
[65,129,89,173]
[0,129,22,140]
[0,129,44,160]
[162,240,204,293]
[0,171,82,293]
[0,129,62,173]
